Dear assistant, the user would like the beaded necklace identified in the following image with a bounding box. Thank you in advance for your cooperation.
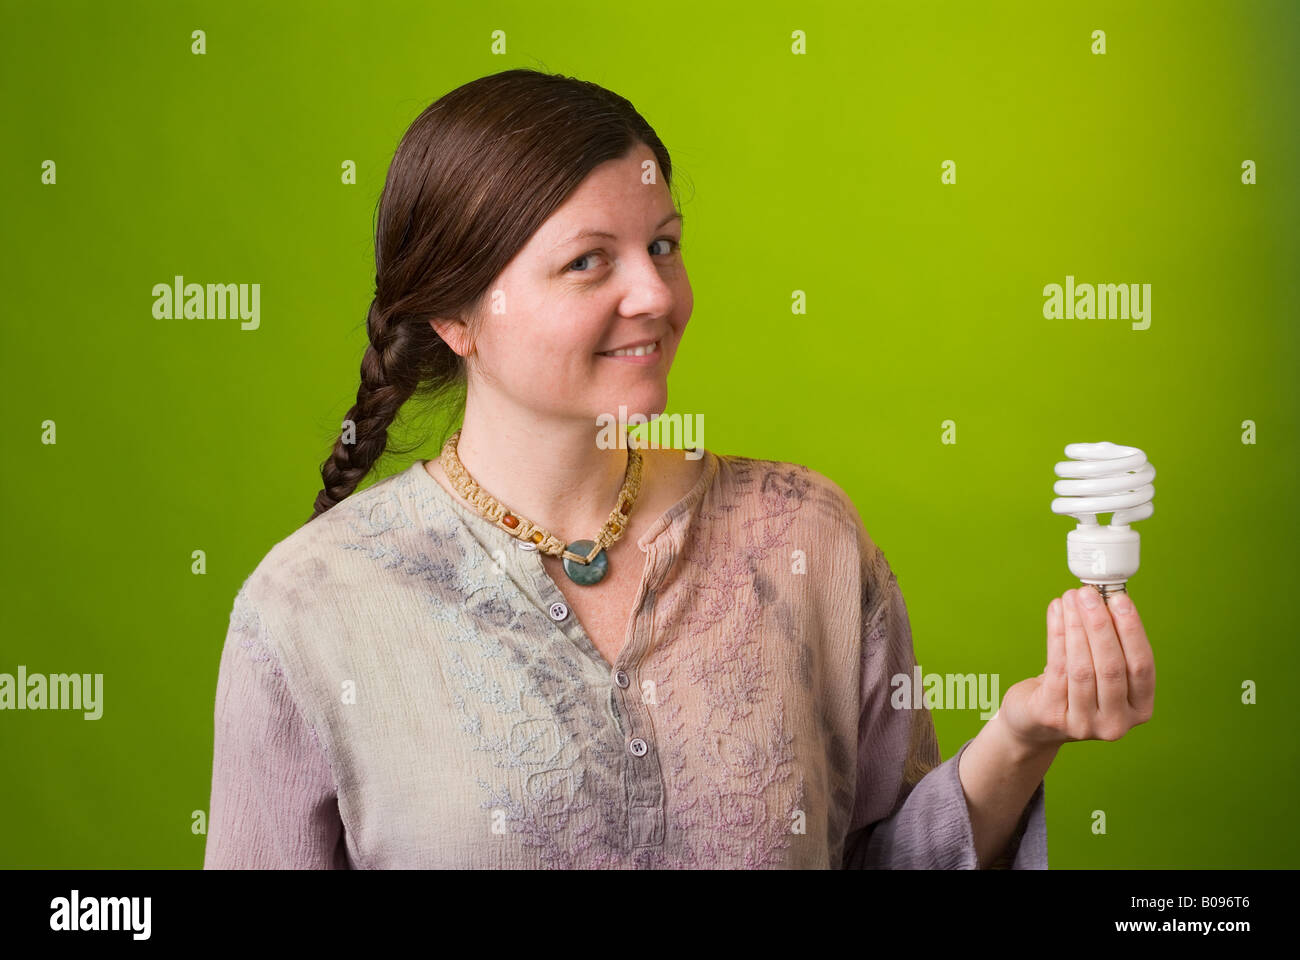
[437,428,642,585]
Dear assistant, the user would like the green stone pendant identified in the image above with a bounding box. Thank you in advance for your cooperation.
[561,539,608,585]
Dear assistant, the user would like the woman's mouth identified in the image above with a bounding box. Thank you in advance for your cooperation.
[596,339,661,363]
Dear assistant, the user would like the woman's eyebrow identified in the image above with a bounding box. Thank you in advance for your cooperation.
[553,211,684,249]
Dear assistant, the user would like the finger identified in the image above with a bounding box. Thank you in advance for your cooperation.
[1105,590,1155,715]
[1075,586,1129,727]
[1062,588,1097,730]
[1045,596,1067,701]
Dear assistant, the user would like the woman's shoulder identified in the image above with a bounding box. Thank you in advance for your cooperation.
[235,461,460,617]
[710,450,866,534]
[709,450,893,609]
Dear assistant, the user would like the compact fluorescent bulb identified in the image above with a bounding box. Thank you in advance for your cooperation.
[1050,441,1156,599]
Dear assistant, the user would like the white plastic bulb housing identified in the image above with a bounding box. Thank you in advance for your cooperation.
[1050,441,1155,593]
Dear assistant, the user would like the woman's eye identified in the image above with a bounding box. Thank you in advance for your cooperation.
[566,238,682,274]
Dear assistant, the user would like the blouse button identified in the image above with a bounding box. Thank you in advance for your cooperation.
[628,738,648,757]
[549,602,569,621]
[613,669,629,688]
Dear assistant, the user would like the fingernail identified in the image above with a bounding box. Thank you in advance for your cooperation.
[1110,593,1133,614]
[1080,586,1099,608]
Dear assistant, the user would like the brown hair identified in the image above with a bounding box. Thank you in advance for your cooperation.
[306,68,679,523]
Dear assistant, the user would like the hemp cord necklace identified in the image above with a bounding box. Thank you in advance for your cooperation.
[437,428,643,586]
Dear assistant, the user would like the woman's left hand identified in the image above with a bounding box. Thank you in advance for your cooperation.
[998,586,1156,750]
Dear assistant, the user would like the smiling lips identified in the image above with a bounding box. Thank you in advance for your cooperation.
[597,338,661,362]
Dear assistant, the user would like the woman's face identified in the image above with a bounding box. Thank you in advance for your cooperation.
[446,142,691,427]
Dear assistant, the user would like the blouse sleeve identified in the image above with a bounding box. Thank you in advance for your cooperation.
[840,560,1048,869]
[203,588,350,870]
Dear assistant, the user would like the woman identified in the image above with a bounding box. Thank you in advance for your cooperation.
[203,69,1154,869]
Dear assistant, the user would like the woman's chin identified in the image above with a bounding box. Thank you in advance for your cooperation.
[591,388,669,423]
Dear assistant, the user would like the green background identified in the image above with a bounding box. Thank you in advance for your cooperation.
[2,0,1296,868]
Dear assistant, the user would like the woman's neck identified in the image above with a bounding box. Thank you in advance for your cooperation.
[441,408,649,540]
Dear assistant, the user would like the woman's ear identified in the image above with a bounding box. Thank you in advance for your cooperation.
[430,316,473,357]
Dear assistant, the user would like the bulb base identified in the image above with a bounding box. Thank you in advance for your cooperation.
[1083,582,1129,602]
[1067,523,1140,584]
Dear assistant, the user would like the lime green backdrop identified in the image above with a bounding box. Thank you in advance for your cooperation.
[2,0,1296,868]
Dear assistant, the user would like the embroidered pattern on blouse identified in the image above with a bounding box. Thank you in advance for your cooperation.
[323,458,862,868]
[334,470,644,867]
[229,586,281,678]
[645,458,842,867]
[228,583,336,767]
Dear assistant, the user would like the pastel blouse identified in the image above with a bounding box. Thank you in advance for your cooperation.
[202,450,1047,869]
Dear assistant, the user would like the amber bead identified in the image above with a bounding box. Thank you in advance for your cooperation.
[532,531,543,543]
[502,514,518,529]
